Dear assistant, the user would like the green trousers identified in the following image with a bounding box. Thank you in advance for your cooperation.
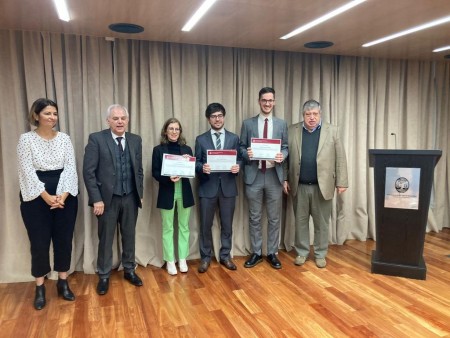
[160,181,191,262]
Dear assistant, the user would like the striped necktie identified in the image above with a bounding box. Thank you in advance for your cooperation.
[214,132,221,150]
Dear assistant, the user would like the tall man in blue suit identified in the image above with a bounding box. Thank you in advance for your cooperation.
[284,99,348,268]
[239,87,288,269]
[195,103,241,273]
[83,104,144,295]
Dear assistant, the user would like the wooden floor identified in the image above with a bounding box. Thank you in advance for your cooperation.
[1,229,449,338]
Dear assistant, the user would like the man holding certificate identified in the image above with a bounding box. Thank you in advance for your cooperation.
[239,87,288,269]
[195,103,240,273]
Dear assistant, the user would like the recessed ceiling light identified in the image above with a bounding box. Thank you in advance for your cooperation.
[363,16,450,47]
[304,41,334,49]
[109,23,144,34]
[433,46,450,53]
[53,0,70,22]
[182,0,218,32]
[280,0,367,40]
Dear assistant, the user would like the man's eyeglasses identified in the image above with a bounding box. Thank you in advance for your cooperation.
[260,99,275,105]
[210,114,224,120]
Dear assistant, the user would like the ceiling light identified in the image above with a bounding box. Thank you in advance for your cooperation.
[182,0,218,32]
[109,23,144,34]
[53,0,70,22]
[363,16,450,47]
[433,45,450,52]
[304,41,334,49]
[280,0,367,40]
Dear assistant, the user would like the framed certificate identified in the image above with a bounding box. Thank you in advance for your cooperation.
[161,153,196,178]
[251,138,281,160]
[207,150,237,172]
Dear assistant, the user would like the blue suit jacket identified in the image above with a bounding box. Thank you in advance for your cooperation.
[195,129,241,198]
[239,115,288,185]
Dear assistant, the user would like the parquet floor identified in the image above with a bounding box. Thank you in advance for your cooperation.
[1,229,449,337]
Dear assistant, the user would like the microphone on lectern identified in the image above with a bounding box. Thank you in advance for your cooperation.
[390,133,397,149]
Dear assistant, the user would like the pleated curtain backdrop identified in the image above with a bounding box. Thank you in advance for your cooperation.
[0,30,448,282]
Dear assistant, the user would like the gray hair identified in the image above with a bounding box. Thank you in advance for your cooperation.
[302,99,321,112]
[105,104,129,119]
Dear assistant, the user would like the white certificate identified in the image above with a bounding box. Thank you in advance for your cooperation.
[251,138,281,160]
[207,150,237,172]
[161,153,196,178]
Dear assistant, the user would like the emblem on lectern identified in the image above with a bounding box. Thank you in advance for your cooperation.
[394,177,409,193]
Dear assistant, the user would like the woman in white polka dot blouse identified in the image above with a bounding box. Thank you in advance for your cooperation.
[17,98,79,310]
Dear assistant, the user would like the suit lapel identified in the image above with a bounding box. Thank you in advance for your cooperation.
[104,130,118,169]
[318,123,329,154]
[126,132,136,168]
[296,123,302,160]
[252,116,259,138]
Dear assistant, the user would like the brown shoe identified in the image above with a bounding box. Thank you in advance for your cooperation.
[198,260,210,273]
[220,259,237,271]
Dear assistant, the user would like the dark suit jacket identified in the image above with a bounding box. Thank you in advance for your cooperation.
[151,143,195,210]
[239,115,289,185]
[194,129,241,198]
[287,121,348,200]
[83,129,144,208]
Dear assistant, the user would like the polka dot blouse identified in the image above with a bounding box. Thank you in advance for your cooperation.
[17,131,79,202]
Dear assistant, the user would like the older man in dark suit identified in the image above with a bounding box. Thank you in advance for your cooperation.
[195,103,241,273]
[240,87,289,269]
[83,104,144,295]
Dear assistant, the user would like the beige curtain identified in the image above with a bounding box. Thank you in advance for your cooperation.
[1,30,448,282]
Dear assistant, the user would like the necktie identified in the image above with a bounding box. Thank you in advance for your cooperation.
[214,132,221,150]
[261,118,268,172]
[117,137,124,152]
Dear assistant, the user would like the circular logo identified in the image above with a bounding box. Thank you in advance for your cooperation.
[395,177,409,193]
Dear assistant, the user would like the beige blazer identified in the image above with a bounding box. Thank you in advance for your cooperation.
[287,121,348,200]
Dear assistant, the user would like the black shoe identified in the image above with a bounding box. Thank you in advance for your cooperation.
[220,259,237,271]
[244,253,263,268]
[96,278,109,295]
[267,253,282,269]
[34,284,46,310]
[57,278,75,301]
[124,271,143,286]
[198,260,210,273]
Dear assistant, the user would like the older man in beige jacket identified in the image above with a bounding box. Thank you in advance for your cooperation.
[284,99,348,268]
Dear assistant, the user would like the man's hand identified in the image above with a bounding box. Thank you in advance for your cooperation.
[93,201,105,216]
[283,181,290,195]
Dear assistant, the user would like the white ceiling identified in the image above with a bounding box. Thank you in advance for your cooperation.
[1,0,450,61]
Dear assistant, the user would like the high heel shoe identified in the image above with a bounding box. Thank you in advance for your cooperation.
[56,278,75,301]
[34,284,46,310]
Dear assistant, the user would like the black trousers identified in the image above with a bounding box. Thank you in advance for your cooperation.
[20,170,78,278]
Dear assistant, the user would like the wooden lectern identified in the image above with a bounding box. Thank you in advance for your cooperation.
[369,149,441,280]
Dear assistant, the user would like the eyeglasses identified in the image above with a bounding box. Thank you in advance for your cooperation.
[167,127,180,132]
[260,99,275,105]
[210,114,224,120]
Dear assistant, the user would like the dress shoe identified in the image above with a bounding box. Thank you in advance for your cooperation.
[267,254,282,269]
[244,253,262,268]
[179,259,188,273]
[220,258,237,271]
[198,260,210,273]
[96,278,109,295]
[315,258,327,268]
[166,261,177,275]
[124,271,143,286]
[56,278,75,301]
[294,256,307,266]
[34,284,46,310]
